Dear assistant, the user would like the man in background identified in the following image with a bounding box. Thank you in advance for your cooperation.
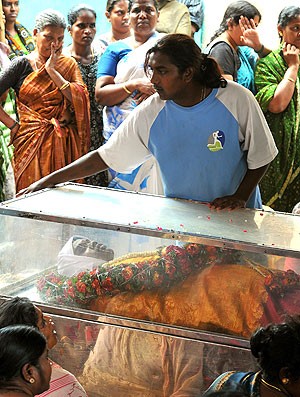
[156,0,191,35]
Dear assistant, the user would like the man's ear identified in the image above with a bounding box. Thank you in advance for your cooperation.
[33,28,38,38]
[183,67,194,83]
[105,11,111,22]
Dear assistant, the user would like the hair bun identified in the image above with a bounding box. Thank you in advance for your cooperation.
[250,326,271,358]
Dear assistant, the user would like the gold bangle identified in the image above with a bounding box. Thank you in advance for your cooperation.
[286,77,295,84]
[122,83,132,95]
[60,82,70,91]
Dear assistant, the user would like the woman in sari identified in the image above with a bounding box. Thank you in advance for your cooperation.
[1,0,35,201]
[202,316,300,397]
[0,9,90,193]
[255,6,300,213]
[95,0,163,193]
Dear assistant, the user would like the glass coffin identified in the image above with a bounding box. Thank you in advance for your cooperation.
[0,183,299,339]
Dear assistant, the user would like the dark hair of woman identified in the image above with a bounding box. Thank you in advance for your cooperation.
[144,34,227,89]
[0,297,38,328]
[128,0,159,12]
[210,0,261,42]
[250,316,300,382]
[0,324,46,384]
[277,6,300,27]
[106,0,123,13]
[67,3,97,26]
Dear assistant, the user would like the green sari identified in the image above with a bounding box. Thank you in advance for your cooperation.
[255,48,300,213]
[0,90,16,202]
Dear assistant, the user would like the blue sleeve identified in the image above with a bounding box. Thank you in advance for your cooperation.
[97,41,132,78]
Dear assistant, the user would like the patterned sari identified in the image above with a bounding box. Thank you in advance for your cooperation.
[255,48,300,213]
[5,22,35,60]
[11,56,90,192]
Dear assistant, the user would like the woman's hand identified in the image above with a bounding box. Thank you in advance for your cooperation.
[132,78,156,104]
[45,42,63,72]
[282,42,300,68]
[239,16,262,51]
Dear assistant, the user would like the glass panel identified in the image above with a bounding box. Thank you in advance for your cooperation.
[47,313,256,397]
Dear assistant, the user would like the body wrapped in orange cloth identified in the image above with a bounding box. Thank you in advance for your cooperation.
[38,243,300,338]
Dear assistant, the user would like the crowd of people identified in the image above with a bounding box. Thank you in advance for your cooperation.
[0,0,299,213]
[0,2,299,395]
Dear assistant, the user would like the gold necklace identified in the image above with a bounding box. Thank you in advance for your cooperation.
[261,377,291,397]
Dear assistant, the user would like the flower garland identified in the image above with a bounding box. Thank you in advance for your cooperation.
[37,243,240,306]
[264,269,300,297]
[37,243,300,306]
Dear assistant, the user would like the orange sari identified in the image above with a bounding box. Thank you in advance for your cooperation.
[11,56,90,192]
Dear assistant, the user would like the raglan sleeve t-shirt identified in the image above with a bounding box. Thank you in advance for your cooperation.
[97,83,277,208]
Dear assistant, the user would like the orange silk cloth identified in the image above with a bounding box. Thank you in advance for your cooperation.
[11,56,90,192]
[90,263,268,338]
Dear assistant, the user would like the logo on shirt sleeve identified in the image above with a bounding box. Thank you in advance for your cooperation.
[207,130,225,152]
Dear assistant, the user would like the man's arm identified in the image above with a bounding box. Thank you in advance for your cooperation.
[21,151,108,194]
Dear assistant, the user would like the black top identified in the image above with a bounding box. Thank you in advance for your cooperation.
[0,57,33,97]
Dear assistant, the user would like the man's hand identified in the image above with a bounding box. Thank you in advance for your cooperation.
[17,178,56,196]
[209,195,246,211]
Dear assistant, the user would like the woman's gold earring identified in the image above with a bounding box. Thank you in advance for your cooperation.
[29,378,35,384]
[282,378,289,385]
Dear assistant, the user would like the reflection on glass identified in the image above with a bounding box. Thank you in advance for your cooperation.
[1,214,300,339]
